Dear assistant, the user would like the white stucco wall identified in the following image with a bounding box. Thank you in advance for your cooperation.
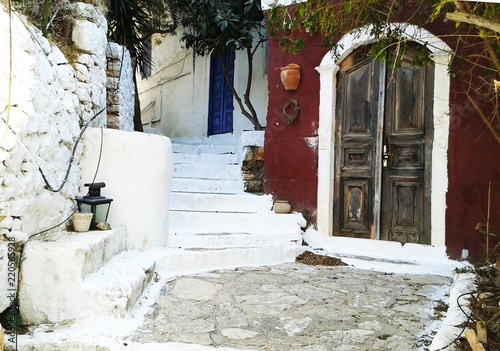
[79,128,172,250]
[137,30,268,139]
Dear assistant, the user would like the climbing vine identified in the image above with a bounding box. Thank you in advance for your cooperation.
[267,0,500,143]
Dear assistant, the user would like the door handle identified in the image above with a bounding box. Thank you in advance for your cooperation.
[383,144,389,167]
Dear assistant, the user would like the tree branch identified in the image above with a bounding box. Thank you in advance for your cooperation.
[445,11,500,34]
[467,93,500,145]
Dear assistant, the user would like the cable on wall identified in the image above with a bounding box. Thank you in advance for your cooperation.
[1,40,126,193]
[3,0,13,141]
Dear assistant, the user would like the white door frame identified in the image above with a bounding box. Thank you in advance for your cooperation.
[316,24,453,246]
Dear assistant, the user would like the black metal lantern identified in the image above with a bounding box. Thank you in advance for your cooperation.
[76,182,113,230]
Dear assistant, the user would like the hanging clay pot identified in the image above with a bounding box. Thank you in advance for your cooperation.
[280,63,301,91]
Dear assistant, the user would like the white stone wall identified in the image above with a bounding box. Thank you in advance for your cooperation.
[0,3,109,313]
[67,2,108,127]
[106,42,135,131]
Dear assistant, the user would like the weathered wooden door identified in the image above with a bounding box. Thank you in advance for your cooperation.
[333,44,434,244]
[208,50,234,136]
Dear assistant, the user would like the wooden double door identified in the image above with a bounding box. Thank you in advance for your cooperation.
[334,44,434,244]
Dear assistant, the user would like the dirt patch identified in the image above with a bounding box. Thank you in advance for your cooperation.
[295,251,347,266]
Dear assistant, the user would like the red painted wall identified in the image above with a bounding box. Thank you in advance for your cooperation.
[264,11,500,261]
[445,46,500,261]
[264,32,327,221]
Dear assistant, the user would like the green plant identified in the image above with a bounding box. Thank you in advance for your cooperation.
[266,0,500,143]
[171,0,266,130]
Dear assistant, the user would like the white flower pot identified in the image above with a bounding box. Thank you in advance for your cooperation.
[72,213,93,232]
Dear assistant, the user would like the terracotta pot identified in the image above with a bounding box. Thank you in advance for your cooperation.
[72,213,93,232]
[273,200,291,214]
[280,63,301,91]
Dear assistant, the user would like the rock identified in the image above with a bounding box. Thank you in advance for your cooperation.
[96,222,111,230]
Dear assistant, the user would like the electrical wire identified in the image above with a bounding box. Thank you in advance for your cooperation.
[3,0,13,141]
[10,121,106,341]
[2,7,126,340]
[1,43,125,193]
[432,290,479,351]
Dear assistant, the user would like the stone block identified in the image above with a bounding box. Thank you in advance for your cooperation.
[76,53,93,67]
[72,20,106,56]
[244,180,263,193]
[255,147,264,161]
[243,173,256,181]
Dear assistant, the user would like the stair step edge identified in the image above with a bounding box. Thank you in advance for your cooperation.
[82,250,156,318]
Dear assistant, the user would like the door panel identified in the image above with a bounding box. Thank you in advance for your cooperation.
[208,51,234,136]
[339,179,372,236]
[381,47,433,244]
[392,64,426,133]
[386,177,423,243]
[334,47,382,238]
[334,43,433,244]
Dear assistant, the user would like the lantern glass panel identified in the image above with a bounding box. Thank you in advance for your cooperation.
[94,203,110,224]
[79,203,92,215]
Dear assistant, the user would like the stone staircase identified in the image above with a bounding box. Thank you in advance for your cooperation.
[168,135,307,250]
[20,227,156,324]
[19,135,307,326]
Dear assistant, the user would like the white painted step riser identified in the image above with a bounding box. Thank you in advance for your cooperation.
[171,178,243,194]
[81,227,128,277]
[172,143,235,154]
[170,192,273,212]
[19,228,156,324]
[170,212,306,234]
[155,247,306,276]
[167,232,302,249]
[173,152,237,165]
[174,163,241,180]
[84,251,155,319]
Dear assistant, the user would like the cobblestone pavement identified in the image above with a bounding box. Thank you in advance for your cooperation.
[132,262,452,351]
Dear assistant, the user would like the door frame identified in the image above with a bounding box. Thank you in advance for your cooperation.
[316,24,453,246]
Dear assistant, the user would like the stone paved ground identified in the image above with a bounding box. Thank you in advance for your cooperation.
[132,263,452,351]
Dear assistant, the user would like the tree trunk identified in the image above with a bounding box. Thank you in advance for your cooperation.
[216,49,263,131]
[132,61,144,132]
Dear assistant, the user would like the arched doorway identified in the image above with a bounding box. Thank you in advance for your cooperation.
[334,43,433,244]
[316,25,453,246]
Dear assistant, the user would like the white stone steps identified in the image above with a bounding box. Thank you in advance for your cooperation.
[153,246,306,276]
[167,231,302,249]
[20,226,142,324]
[171,178,243,194]
[171,142,235,154]
[172,152,237,165]
[83,250,155,318]
[170,211,306,235]
[173,163,241,180]
[170,192,273,212]
[168,136,305,252]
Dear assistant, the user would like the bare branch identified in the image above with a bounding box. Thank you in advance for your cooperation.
[467,93,500,145]
[445,11,500,34]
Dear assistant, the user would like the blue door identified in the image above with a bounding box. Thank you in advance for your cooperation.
[208,50,234,136]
